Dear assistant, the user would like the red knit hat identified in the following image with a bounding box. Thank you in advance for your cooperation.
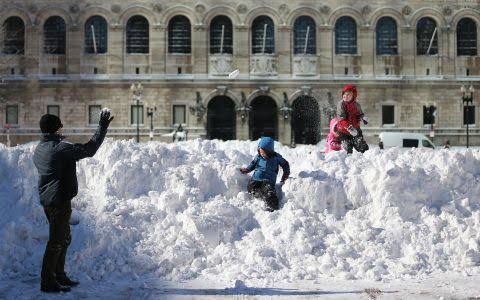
[341,85,357,100]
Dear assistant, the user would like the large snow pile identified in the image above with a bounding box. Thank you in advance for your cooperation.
[0,139,479,284]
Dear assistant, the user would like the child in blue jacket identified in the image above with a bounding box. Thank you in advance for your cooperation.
[240,137,290,211]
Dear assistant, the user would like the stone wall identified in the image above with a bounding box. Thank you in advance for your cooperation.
[1,0,480,146]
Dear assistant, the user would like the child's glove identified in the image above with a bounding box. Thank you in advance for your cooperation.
[362,116,369,125]
[239,167,249,174]
[346,125,358,137]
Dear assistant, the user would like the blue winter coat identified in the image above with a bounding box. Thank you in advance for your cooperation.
[246,137,290,186]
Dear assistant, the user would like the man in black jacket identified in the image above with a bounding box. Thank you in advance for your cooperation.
[33,109,113,293]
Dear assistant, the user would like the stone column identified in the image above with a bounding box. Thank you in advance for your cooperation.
[192,24,208,76]
[359,25,374,76]
[66,25,81,75]
[24,24,40,77]
[277,25,292,75]
[109,24,124,75]
[278,116,292,146]
[236,115,250,140]
[234,25,249,75]
[399,26,415,76]
[151,25,166,74]
[440,26,455,76]
[318,25,333,75]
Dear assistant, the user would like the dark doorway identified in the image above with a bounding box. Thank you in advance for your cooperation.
[207,96,236,140]
[292,96,321,144]
[250,96,278,140]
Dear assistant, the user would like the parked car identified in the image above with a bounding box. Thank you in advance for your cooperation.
[378,132,435,149]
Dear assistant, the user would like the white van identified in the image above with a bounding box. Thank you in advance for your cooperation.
[379,132,435,149]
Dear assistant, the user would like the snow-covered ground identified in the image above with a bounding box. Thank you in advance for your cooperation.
[0,139,480,299]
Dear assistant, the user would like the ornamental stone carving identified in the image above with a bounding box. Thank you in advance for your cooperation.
[111,4,122,13]
[362,5,371,16]
[70,4,80,14]
[195,3,206,14]
[209,54,234,76]
[27,4,38,14]
[402,6,412,16]
[153,3,163,13]
[442,6,453,16]
[320,5,331,14]
[250,55,277,76]
[279,4,290,15]
[293,55,318,76]
[237,4,247,14]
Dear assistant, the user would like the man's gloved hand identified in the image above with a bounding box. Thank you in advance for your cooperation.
[239,167,249,174]
[362,116,369,125]
[99,108,114,127]
[346,125,358,137]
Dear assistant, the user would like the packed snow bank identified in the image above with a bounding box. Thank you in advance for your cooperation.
[0,140,479,284]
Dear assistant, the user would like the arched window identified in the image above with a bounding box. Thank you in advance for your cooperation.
[335,16,357,54]
[417,17,438,55]
[293,16,316,55]
[457,18,477,56]
[252,16,275,54]
[376,17,397,55]
[2,16,25,55]
[126,16,149,54]
[168,16,191,54]
[44,16,66,54]
[210,16,233,54]
[85,16,108,54]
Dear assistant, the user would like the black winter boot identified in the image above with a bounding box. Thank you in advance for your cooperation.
[41,281,71,293]
[56,274,79,287]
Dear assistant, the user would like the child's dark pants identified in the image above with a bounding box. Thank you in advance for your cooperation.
[339,129,369,154]
[247,180,279,211]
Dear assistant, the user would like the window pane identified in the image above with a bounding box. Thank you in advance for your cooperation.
[464,105,475,125]
[47,105,60,117]
[44,16,66,54]
[3,17,25,55]
[422,140,434,148]
[173,105,186,124]
[403,139,419,147]
[376,17,397,55]
[210,16,233,54]
[85,16,108,54]
[89,105,101,124]
[252,16,275,54]
[168,16,191,54]
[335,16,357,54]
[6,105,18,124]
[382,105,395,125]
[126,16,149,54]
[423,105,436,125]
[131,105,144,125]
[293,16,316,55]
[457,18,477,56]
[417,17,438,55]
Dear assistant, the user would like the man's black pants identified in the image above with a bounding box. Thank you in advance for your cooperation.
[41,201,72,284]
[247,180,279,211]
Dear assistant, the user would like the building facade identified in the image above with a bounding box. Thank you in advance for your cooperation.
[1,0,480,146]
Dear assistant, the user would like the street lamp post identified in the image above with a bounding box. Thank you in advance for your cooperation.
[280,92,293,120]
[461,85,475,148]
[130,82,143,143]
[236,92,251,123]
[146,106,157,141]
[189,92,207,121]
